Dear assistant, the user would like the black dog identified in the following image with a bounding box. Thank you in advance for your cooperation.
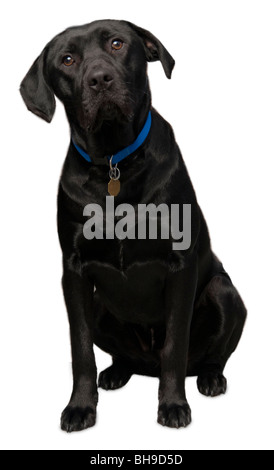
[20,19,246,431]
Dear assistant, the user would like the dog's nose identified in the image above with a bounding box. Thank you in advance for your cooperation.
[89,70,114,91]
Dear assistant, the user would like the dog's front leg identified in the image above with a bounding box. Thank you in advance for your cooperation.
[60,261,98,432]
[158,260,197,428]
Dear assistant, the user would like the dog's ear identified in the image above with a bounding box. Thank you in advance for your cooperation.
[127,22,175,79]
[20,47,55,123]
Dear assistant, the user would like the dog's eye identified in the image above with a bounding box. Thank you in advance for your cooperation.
[63,55,75,66]
[111,39,123,51]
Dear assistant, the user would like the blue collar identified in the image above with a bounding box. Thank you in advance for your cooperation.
[72,111,152,166]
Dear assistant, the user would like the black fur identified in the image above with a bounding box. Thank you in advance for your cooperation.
[20,19,247,431]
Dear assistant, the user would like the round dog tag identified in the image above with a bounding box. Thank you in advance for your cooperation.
[108,179,121,196]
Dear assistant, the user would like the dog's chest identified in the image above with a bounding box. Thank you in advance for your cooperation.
[80,237,169,322]
[79,234,170,272]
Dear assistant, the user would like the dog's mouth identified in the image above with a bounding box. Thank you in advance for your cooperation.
[91,101,133,132]
[79,91,134,133]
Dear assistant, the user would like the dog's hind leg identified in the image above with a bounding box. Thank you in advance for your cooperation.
[192,273,247,397]
[98,359,133,390]
[94,295,160,390]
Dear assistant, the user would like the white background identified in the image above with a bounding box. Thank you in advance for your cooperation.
[1,0,274,450]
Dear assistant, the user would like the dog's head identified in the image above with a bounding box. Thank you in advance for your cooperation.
[20,20,175,133]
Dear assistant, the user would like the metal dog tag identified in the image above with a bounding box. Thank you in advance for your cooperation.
[108,178,121,196]
[108,158,121,196]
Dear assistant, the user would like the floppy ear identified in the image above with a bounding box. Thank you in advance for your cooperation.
[127,22,175,79]
[20,47,55,123]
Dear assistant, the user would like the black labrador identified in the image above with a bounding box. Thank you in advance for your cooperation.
[20,19,247,431]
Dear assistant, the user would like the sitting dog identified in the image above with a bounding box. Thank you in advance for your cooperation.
[20,19,247,431]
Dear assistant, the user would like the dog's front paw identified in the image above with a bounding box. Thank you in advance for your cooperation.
[157,402,191,428]
[61,405,96,432]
